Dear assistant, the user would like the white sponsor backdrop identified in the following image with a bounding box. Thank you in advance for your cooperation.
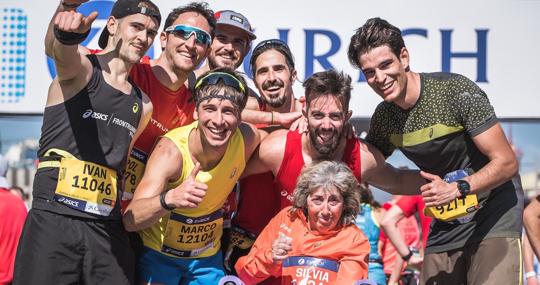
[0,0,539,118]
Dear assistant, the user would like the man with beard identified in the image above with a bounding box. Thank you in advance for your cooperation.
[237,70,424,284]
[243,69,421,206]
[194,10,254,76]
[14,0,159,283]
[247,39,304,127]
[222,39,303,279]
[190,12,302,128]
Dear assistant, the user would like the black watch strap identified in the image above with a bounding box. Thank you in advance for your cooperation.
[402,249,413,261]
[159,190,175,211]
[456,179,471,196]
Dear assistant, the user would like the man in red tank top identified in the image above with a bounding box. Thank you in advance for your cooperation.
[234,39,303,234]
[243,69,424,206]
[236,69,425,284]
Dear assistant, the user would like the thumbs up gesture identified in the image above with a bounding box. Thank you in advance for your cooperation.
[272,232,293,262]
[165,162,209,209]
[54,8,98,34]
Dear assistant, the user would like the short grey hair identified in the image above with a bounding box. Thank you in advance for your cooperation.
[291,160,361,226]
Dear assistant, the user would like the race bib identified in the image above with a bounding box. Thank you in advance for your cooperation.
[282,256,339,285]
[54,157,117,216]
[162,209,223,258]
[229,226,256,250]
[424,195,479,221]
[424,169,479,222]
[122,148,148,200]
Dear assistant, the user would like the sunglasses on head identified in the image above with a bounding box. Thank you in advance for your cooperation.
[251,39,295,68]
[164,25,212,46]
[195,72,246,94]
[253,39,289,51]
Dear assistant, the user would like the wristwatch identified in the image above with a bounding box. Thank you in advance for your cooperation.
[401,249,413,261]
[456,180,471,197]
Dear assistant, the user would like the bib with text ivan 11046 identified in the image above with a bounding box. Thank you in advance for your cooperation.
[54,157,117,216]
[424,169,479,222]
[282,256,339,285]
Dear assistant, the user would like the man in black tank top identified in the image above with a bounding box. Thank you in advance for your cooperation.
[348,18,522,285]
[13,1,160,284]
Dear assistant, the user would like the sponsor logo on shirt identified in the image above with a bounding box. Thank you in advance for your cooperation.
[150,118,169,133]
[82,109,108,121]
[81,109,136,136]
[230,167,237,179]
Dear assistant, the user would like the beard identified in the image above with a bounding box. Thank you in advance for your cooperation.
[207,53,239,70]
[308,127,343,159]
[262,94,286,108]
[261,80,286,108]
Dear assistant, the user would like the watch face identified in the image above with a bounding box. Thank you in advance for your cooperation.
[458,180,470,195]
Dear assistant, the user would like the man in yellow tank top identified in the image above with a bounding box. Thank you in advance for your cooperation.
[124,68,260,284]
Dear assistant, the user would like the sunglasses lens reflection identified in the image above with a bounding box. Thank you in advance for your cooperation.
[169,26,210,45]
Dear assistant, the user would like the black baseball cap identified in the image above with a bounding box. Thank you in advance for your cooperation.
[98,0,161,49]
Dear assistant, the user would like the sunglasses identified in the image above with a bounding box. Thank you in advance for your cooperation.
[250,39,295,71]
[253,39,289,51]
[195,72,246,94]
[164,25,212,46]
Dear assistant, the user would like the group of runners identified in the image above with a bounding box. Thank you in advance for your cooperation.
[9,0,525,284]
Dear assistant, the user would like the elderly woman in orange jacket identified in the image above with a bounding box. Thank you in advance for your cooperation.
[235,161,370,284]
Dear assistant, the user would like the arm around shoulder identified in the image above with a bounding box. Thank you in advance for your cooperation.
[361,141,423,195]
[241,129,288,178]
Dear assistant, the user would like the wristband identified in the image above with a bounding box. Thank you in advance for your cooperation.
[159,190,175,211]
[526,271,537,279]
[54,26,90,45]
[61,1,81,9]
[401,249,413,261]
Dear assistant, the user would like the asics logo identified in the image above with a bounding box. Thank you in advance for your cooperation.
[58,196,79,207]
[82,109,109,121]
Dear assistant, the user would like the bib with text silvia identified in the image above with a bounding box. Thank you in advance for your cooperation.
[282,256,339,285]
